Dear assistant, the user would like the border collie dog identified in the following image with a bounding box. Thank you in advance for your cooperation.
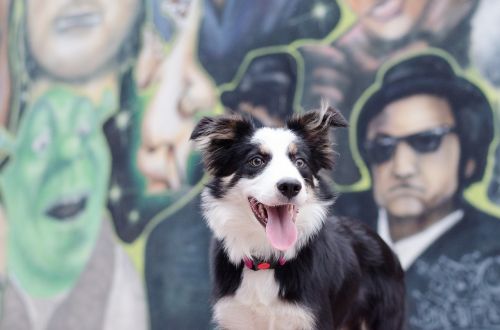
[191,106,405,330]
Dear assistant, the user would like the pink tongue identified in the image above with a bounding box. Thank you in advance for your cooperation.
[265,205,297,251]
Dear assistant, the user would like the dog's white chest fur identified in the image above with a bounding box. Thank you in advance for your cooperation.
[213,269,315,330]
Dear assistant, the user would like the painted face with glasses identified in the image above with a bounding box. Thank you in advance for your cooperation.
[365,94,464,238]
[366,126,456,165]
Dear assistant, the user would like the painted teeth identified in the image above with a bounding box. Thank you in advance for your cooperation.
[55,14,102,32]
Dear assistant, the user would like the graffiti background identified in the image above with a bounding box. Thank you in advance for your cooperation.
[0,0,499,329]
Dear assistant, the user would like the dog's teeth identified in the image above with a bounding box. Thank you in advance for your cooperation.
[258,204,266,218]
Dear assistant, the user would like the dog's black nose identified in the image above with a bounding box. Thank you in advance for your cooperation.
[277,179,302,199]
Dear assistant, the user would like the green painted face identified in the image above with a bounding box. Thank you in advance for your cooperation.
[1,88,110,297]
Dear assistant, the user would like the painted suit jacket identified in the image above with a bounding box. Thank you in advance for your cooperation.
[334,191,500,330]
[0,219,147,330]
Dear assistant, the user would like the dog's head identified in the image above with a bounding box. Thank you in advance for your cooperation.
[191,105,347,260]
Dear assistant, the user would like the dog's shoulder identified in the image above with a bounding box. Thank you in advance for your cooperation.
[323,215,402,271]
[273,217,368,298]
[210,239,244,300]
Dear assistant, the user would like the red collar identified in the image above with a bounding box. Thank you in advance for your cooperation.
[243,256,286,271]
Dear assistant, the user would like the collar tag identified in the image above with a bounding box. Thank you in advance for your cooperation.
[243,256,286,271]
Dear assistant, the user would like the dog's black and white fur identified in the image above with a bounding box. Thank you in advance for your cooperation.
[191,106,405,330]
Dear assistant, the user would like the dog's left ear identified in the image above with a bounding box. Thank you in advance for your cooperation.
[191,114,254,176]
[287,105,348,170]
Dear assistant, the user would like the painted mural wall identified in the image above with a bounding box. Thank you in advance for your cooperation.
[0,0,499,329]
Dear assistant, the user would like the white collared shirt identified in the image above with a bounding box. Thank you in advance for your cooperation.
[377,208,464,270]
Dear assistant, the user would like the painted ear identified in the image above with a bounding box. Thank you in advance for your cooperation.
[287,105,348,170]
[190,114,254,176]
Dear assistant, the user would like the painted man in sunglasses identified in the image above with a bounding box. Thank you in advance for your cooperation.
[335,54,500,329]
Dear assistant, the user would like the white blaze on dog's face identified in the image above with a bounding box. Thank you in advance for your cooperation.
[244,127,308,251]
[191,107,347,262]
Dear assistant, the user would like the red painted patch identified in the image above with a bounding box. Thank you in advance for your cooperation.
[257,262,271,270]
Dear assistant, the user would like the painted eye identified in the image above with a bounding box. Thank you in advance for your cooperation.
[249,156,265,168]
[32,131,51,154]
[77,122,92,137]
[295,158,306,168]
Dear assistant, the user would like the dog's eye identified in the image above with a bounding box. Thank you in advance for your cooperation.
[295,158,306,168]
[249,156,265,168]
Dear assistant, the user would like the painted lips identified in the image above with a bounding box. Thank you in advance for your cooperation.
[45,194,88,221]
[369,0,403,20]
[54,12,103,33]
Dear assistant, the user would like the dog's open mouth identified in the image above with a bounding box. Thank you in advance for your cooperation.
[248,197,298,251]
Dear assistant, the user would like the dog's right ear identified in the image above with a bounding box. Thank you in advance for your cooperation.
[190,114,254,176]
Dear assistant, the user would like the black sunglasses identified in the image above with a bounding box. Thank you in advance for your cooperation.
[364,126,457,165]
